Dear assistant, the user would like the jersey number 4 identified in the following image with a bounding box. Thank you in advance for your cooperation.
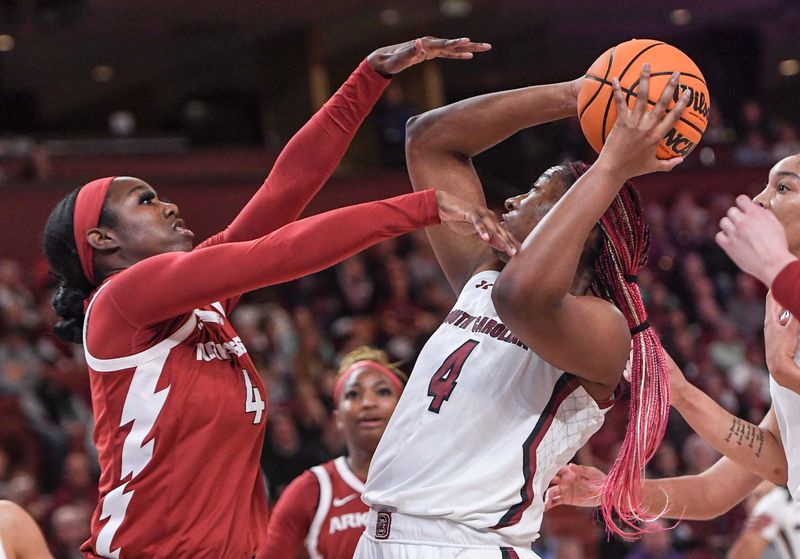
[242,369,265,424]
[427,340,480,413]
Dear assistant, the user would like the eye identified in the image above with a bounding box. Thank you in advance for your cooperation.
[160,196,171,204]
[378,388,394,397]
[778,183,790,193]
[344,389,359,400]
[138,191,156,204]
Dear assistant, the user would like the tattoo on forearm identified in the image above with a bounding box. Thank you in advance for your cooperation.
[724,418,764,458]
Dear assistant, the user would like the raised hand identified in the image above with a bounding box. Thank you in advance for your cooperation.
[367,37,491,77]
[596,65,692,181]
[716,195,796,288]
[543,463,606,511]
[434,190,518,258]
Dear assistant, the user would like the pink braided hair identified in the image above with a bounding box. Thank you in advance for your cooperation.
[563,161,670,539]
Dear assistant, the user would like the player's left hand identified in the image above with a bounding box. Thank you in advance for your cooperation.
[716,195,796,288]
[367,37,491,77]
[544,463,605,510]
[597,65,691,181]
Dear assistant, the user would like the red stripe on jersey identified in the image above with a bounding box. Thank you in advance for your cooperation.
[500,547,521,559]
[491,373,580,529]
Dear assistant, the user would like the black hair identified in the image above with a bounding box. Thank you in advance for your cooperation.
[43,187,116,344]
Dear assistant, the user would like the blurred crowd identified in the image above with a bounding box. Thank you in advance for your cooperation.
[0,175,776,557]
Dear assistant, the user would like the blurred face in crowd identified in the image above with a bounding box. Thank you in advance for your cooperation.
[334,367,401,454]
[90,177,194,268]
[753,154,800,255]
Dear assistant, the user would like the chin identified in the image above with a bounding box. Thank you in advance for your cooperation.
[492,247,511,264]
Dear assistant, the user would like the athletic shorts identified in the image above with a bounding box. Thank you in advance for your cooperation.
[353,509,540,559]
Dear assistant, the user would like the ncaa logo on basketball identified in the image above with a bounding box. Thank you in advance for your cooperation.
[375,512,392,540]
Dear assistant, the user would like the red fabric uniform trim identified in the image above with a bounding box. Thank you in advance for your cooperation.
[772,260,800,319]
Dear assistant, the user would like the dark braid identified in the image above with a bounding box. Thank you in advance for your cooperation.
[561,161,669,539]
[43,187,116,344]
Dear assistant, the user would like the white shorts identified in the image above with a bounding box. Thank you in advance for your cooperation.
[353,509,540,559]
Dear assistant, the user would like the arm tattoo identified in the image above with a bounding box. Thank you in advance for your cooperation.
[724,418,765,458]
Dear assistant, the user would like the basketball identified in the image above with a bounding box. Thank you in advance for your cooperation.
[577,39,710,159]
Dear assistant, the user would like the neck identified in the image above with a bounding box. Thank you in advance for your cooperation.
[346,445,374,480]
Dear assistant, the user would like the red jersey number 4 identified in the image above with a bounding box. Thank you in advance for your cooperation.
[427,340,480,413]
[242,369,265,424]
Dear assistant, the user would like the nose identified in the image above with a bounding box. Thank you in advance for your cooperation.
[752,185,769,208]
[505,196,520,212]
[162,200,179,218]
[360,390,378,409]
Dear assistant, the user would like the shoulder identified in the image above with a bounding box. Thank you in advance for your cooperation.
[0,500,27,526]
[0,500,40,546]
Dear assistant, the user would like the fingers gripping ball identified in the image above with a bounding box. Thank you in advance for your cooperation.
[578,39,710,159]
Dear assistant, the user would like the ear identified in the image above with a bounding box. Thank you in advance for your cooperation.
[86,227,119,251]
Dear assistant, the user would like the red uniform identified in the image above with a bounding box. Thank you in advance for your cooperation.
[259,457,368,559]
[773,260,800,319]
[79,60,439,558]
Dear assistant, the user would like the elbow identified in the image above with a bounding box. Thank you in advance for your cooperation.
[405,111,437,155]
[405,108,464,158]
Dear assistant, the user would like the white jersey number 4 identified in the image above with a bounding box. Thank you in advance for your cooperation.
[242,369,265,424]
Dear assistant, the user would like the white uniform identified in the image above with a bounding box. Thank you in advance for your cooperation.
[770,345,800,500]
[357,271,615,557]
[753,486,800,559]
[0,534,6,559]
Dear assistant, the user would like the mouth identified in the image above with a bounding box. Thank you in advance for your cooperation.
[357,416,386,430]
[172,219,195,239]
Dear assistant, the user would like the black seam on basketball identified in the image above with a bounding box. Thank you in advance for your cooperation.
[579,46,616,120]
[601,42,665,143]
[632,71,707,86]
[588,76,706,135]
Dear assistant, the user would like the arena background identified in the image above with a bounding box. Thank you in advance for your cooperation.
[1,0,799,557]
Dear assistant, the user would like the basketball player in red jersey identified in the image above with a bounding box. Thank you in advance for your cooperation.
[41,37,514,559]
[259,347,407,559]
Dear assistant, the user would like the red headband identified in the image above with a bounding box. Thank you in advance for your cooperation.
[73,177,115,285]
[333,360,404,405]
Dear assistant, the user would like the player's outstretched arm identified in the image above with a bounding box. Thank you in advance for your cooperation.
[668,350,788,485]
[493,67,690,387]
[405,75,581,292]
[95,190,508,331]
[210,37,491,245]
[545,457,762,521]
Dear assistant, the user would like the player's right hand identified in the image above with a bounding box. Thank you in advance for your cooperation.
[543,463,605,510]
[434,190,518,258]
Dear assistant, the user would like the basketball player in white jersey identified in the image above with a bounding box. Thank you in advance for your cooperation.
[354,68,692,557]
[0,501,52,559]
[545,155,800,520]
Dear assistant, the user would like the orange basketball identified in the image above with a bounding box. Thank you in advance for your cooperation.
[577,39,710,159]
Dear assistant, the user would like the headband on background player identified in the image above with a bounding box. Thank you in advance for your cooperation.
[73,177,116,285]
[333,360,405,405]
